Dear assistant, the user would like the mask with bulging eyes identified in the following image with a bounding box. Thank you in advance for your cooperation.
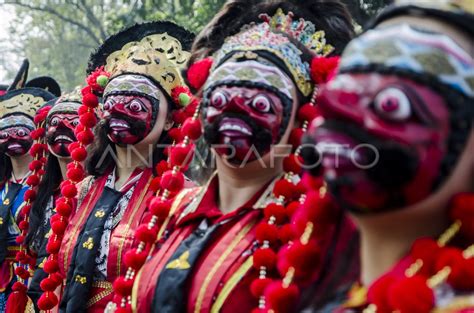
[0,115,35,157]
[102,95,154,146]
[46,113,80,158]
[303,72,457,213]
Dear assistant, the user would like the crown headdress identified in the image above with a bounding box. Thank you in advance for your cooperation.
[259,8,334,57]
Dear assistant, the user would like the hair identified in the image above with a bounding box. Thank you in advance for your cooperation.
[189,0,355,64]
[0,154,12,186]
[25,154,62,251]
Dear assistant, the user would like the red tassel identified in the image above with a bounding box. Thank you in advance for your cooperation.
[79,112,97,128]
[46,238,61,254]
[38,291,59,310]
[187,58,213,90]
[297,103,320,122]
[67,167,84,182]
[169,144,193,167]
[388,275,434,313]
[56,201,72,217]
[367,274,396,313]
[40,277,58,291]
[410,238,440,275]
[83,93,99,108]
[29,160,43,171]
[43,259,59,274]
[310,56,340,84]
[71,146,87,162]
[61,184,78,198]
[278,224,295,244]
[182,118,202,140]
[5,289,27,313]
[265,281,300,313]
[77,129,94,145]
[289,128,304,148]
[51,219,68,235]
[435,247,474,290]
[450,193,474,241]
[273,179,299,200]
[277,240,320,280]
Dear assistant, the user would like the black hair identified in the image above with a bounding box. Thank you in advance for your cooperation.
[189,0,355,64]
[25,154,62,251]
[0,154,12,186]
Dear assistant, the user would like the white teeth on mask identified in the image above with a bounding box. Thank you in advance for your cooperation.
[8,143,21,149]
[218,123,252,135]
[110,121,130,129]
[55,135,73,142]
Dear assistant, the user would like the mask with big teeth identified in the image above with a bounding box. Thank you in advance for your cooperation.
[102,95,154,146]
[303,72,467,214]
[0,115,35,157]
[202,60,294,164]
[46,113,79,157]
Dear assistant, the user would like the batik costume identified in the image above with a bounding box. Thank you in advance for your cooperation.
[133,7,359,313]
[302,1,474,312]
[40,22,195,313]
[0,60,58,310]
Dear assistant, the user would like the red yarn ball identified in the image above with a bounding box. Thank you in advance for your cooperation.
[82,93,99,108]
[149,198,172,219]
[160,170,185,192]
[253,247,277,270]
[285,201,300,218]
[56,201,72,217]
[278,224,295,244]
[289,128,304,148]
[283,154,303,175]
[79,112,97,128]
[12,281,27,292]
[310,56,340,84]
[113,277,134,297]
[435,247,474,290]
[51,219,68,235]
[255,222,279,244]
[18,220,29,231]
[124,249,148,270]
[77,129,94,145]
[43,259,60,274]
[182,118,202,140]
[135,224,158,243]
[38,291,59,310]
[410,238,440,275]
[61,184,78,198]
[29,160,43,171]
[24,189,36,202]
[263,203,287,225]
[277,240,320,281]
[169,144,193,167]
[67,167,84,182]
[250,277,272,297]
[187,58,213,90]
[155,160,170,176]
[273,179,299,200]
[40,277,57,292]
[297,103,320,122]
[367,274,397,313]
[149,177,161,193]
[15,235,25,245]
[450,193,474,242]
[168,128,183,143]
[71,146,87,162]
[26,175,40,187]
[264,281,300,313]
[388,275,434,313]
[46,238,61,254]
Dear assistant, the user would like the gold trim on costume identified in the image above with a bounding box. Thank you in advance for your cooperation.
[194,219,258,313]
[116,176,152,277]
[86,280,114,308]
[211,256,253,313]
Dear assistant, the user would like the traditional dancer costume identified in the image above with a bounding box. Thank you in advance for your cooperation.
[133,3,359,313]
[36,22,196,313]
[303,1,474,312]
[0,60,58,311]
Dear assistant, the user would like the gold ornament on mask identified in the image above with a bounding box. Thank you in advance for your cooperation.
[0,93,44,119]
[104,33,191,97]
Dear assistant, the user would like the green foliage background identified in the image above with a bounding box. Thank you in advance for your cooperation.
[1,0,391,92]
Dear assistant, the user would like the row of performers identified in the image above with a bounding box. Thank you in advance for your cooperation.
[0,1,473,312]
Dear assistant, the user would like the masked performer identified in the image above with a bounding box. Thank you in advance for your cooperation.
[20,90,82,309]
[35,21,195,313]
[131,2,358,313]
[302,1,474,312]
[0,60,58,310]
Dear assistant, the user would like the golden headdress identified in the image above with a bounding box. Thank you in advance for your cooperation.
[87,21,194,99]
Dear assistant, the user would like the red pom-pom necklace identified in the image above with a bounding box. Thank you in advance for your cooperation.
[6,106,51,313]
[37,69,103,311]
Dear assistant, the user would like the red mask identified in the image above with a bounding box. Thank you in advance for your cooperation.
[46,113,79,157]
[203,86,285,163]
[0,126,33,157]
[306,73,451,213]
[103,95,154,146]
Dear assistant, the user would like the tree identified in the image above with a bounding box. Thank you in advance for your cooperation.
[0,0,389,91]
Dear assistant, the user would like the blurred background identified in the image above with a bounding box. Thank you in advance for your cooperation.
[0,0,391,91]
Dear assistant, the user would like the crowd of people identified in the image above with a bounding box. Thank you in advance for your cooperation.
[0,0,472,312]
